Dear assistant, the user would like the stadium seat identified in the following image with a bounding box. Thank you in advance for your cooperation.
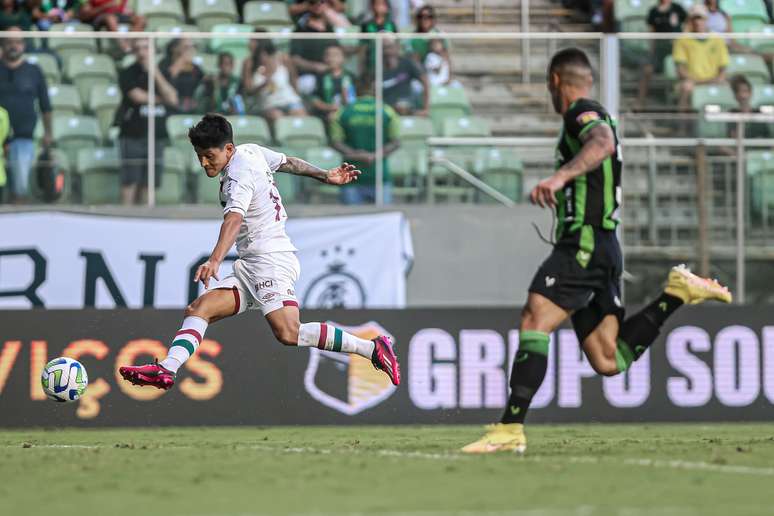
[720,0,769,25]
[156,147,186,204]
[195,164,223,204]
[88,83,121,137]
[334,25,362,49]
[192,53,219,75]
[388,147,426,202]
[49,23,97,61]
[300,146,342,201]
[663,54,677,80]
[747,150,774,217]
[397,116,434,150]
[75,147,120,204]
[346,0,368,20]
[691,84,735,138]
[48,84,82,116]
[64,54,118,104]
[156,24,204,50]
[274,116,326,150]
[167,114,204,153]
[751,25,774,54]
[615,0,650,25]
[726,54,771,85]
[428,147,474,202]
[210,24,253,60]
[243,1,292,30]
[189,0,239,32]
[429,84,471,134]
[53,115,102,167]
[136,0,185,30]
[752,84,774,108]
[473,147,524,203]
[25,53,60,85]
[230,115,272,145]
[441,116,491,138]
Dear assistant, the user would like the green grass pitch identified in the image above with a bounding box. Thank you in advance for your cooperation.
[1,424,773,516]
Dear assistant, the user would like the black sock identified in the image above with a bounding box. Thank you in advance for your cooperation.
[619,292,684,359]
[501,331,549,425]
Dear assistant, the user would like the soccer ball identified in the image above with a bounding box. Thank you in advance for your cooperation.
[41,357,89,403]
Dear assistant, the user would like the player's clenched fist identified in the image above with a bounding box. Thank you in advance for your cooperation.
[530,174,565,208]
[326,162,361,185]
[194,259,221,289]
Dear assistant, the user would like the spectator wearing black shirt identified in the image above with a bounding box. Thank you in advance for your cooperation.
[728,75,771,139]
[160,38,205,114]
[289,0,348,25]
[0,27,52,202]
[382,37,428,116]
[116,38,178,205]
[290,0,347,95]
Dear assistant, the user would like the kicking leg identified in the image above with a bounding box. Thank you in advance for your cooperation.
[265,306,401,385]
[119,287,238,390]
[462,293,569,454]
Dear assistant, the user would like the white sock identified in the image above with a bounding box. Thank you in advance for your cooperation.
[159,316,209,373]
[298,322,375,359]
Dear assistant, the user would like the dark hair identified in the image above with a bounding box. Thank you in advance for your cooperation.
[217,51,234,65]
[730,74,751,94]
[188,114,233,149]
[549,47,592,74]
[414,5,435,32]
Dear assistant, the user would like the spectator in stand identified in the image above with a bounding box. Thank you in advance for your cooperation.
[242,40,306,130]
[0,106,10,203]
[0,0,33,31]
[0,27,52,203]
[361,0,397,33]
[673,4,729,113]
[160,38,204,114]
[79,0,145,55]
[310,44,356,123]
[30,0,80,30]
[406,5,445,64]
[196,52,245,115]
[289,0,348,25]
[290,0,344,95]
[728,74,771,138]
[632,0,686,110]
[330,75,399,205]
[382,37,429,115]
[388,0,424,31]
[424,38,458,87]
[704,0,751,52]
[116,38,178,205]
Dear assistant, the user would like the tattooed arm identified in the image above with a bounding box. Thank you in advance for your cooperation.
[277,156,361,185]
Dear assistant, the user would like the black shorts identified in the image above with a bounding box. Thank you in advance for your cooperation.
[528,226,625,342]
[119,137,164,188]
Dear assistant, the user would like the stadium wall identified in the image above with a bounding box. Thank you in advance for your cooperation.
[1,306,772,427]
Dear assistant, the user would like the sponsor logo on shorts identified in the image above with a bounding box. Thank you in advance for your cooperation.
[257,280,274,290]
[287,289,295,296]
[261,292,276,302]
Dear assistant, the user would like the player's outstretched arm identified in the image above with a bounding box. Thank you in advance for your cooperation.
[194,211,243,289]
[530,124,615,208]
[277,156,361,185]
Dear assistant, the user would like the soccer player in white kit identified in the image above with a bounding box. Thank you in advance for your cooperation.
[119,114,400,390]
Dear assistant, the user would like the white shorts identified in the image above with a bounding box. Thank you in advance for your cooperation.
[212,252,301,315]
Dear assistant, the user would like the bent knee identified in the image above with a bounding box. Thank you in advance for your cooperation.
[273,325,300,346]
[184,301,205,319]
[591,361,620,377]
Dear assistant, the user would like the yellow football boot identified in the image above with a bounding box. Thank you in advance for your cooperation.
[461,423,527,454]
[664,264,732,305]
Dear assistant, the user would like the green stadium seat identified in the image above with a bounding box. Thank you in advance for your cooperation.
[752,84,774,108]
[167,114,203,153]
[189,0,238,32]
[473,147,524,203]
[726,54,771,85]
[731,17,766,33]
[430,84,471,133]
[275,116,326,149]
[88,83,121,136]
[76,147,120,204]
[195,168,223,204]
[300,146,342,201]
[155,147,186,204]
[192,53,219,75]
[156,24,203,50]
[692,84,735,138]
[388,147,426,202]
[615,0,650,23]
[397,116,433,150]
[53,115,102,167]
[210,24,253,60]
[49,23,97,61]
[65,54,118,104]
[136,0,185,30]
[334,25,362,49]
[243,1,292,30]
[428,146,474,202]
[751,25,774,54]
[346,0,368,20]
[747,150,774,217]
[677,0,697,9]
[48,84,82,116]
[721,0,769,25]
[230,115,272,145]
[441,116,491,138]
[663,54,676,80]
[25,53,60,84]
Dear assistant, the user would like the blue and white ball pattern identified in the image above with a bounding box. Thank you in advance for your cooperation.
[41,357,89,403]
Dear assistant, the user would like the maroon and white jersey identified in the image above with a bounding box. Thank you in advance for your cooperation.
[220,144,297,257]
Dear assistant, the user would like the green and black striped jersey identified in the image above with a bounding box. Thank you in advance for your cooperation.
[554,98,621,241]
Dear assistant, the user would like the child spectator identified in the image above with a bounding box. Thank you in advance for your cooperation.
[30,0,80,30]
[242,40,307,128]
[196,52,245,115]
[424,38,458,87]
[160,38,205,114]
[311,44,356,122]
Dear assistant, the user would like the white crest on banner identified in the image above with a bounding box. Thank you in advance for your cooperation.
[303,321,396,415]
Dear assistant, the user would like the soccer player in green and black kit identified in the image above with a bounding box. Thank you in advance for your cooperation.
[462,48,732,454]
